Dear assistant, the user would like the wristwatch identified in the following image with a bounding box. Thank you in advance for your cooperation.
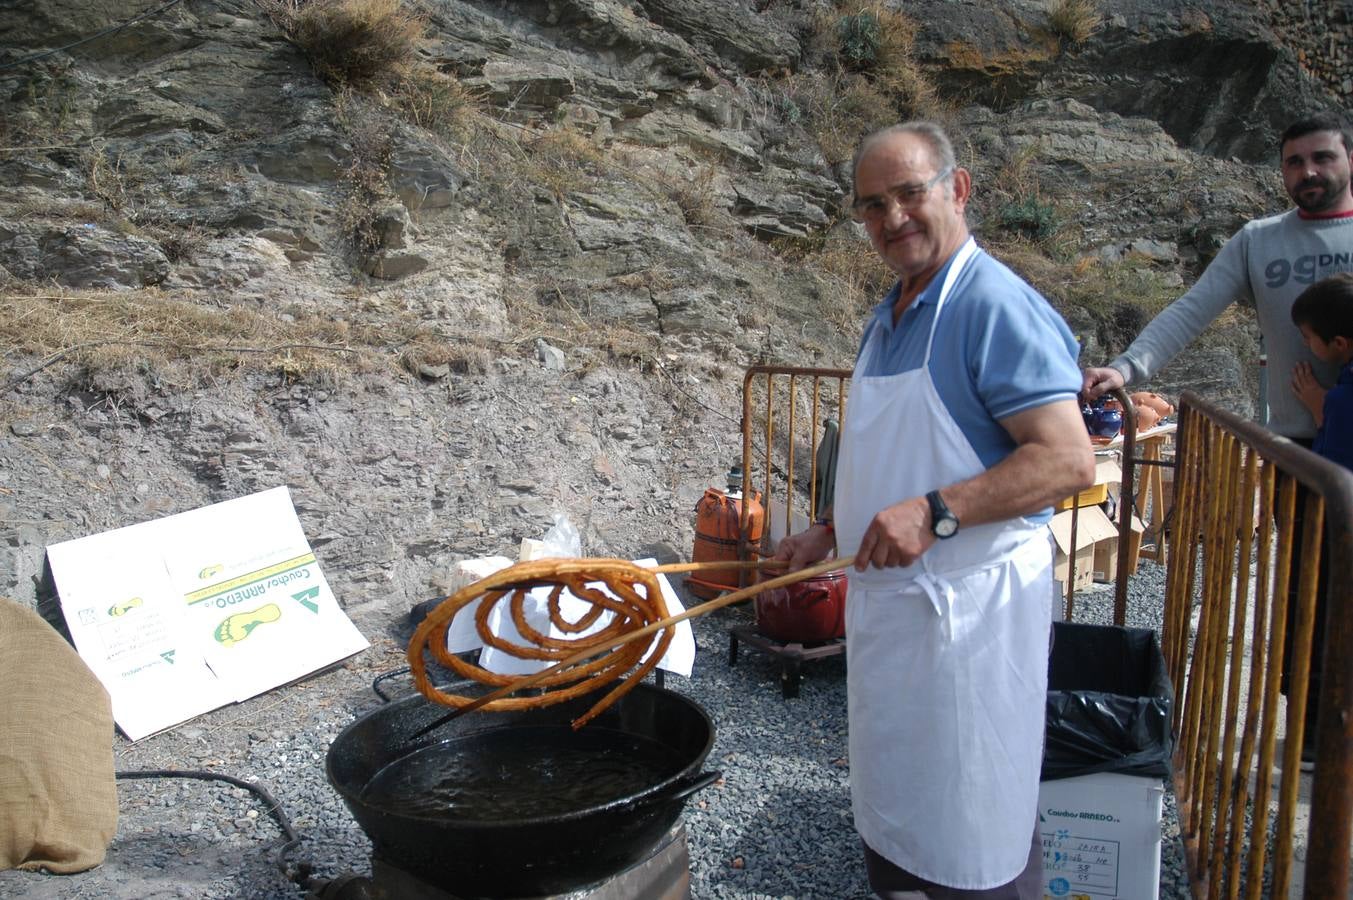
[926,490,959,539]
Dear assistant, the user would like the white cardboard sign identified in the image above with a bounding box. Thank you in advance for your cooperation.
[46,486,369,740]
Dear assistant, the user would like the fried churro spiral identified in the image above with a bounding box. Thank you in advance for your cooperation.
[407,558,676,730]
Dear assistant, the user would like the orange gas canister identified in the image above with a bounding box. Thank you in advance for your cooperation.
[755,567,847,643]
[686,466,764,600]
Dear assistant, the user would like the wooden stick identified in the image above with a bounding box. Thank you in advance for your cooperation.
[650,558,786,574]
[408,555,853,739]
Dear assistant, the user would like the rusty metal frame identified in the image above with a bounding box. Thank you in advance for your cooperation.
[1061,388,1144,619]
[1052,388,1177,624]
[738,365,852,574]
[742,376,1153,620]
[1107,389,1179,624]
[1162,391,1353,899]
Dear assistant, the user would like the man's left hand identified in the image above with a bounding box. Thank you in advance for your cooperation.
[855,496,935,571]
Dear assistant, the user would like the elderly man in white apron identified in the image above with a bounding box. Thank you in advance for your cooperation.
[776,123,1094,898]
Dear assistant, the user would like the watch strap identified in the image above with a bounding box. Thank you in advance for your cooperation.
[926,490,959,538]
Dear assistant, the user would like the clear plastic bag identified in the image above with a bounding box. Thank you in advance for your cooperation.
[540,513,582,557]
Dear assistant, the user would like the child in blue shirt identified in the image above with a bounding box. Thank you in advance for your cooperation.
[1292,272,1353,471]
[1287,272,1353,767]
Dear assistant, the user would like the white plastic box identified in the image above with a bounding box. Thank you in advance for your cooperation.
[1038,771,1164,900]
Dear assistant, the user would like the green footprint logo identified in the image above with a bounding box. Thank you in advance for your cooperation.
[214,603,282,646]
[109,596,143,617]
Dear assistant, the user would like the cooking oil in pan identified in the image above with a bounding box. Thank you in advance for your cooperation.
[360,726,688,819]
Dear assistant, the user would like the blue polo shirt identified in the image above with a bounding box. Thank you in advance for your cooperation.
[856,245,1082,521]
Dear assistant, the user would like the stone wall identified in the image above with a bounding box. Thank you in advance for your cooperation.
[1259,0,1353,102]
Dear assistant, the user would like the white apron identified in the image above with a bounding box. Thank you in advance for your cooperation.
[834,238,1052,889]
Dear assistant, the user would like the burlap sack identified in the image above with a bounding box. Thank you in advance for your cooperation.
[0,598,118,872]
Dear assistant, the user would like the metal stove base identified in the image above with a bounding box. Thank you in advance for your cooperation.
[728,623,846,697]
[312,824,689,900]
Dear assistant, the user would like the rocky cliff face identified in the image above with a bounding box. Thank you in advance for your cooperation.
[0,0,1347,617]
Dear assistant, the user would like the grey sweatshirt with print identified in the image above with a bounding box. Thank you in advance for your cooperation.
[1108,210,1353,439]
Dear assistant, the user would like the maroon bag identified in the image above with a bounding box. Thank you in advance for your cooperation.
[755,568,847,642]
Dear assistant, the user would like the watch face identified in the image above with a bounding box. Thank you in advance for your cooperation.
[934,516,958,538]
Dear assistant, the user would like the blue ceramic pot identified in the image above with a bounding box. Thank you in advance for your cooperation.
[1084,401,1122,438]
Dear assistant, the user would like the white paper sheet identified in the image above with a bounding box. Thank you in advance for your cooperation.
[46,486,369,740]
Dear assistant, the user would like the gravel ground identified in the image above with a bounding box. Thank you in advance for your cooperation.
[0,562,1188,900]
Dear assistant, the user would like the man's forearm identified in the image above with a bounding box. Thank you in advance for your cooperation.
[939,399,1095,528]
[1109,236,1249,382]
[942,441,1095,528]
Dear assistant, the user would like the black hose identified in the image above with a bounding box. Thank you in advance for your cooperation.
[115,768,311,888]
[371,667,411,703]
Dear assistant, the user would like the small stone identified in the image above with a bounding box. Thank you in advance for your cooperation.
[536,339,566,371]
[10,421,40,437]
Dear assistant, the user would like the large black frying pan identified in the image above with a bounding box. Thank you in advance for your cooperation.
[326,680,717,898]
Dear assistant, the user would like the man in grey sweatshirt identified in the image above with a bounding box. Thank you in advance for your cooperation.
[1083,115,1353,765]
[1082,115,1353,441]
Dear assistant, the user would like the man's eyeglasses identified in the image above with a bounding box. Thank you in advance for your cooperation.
[850,166,954,224]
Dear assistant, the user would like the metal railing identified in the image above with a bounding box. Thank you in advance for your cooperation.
[738,365,852,565]
[1163,391,1353,899]
[1111,389,1177,625]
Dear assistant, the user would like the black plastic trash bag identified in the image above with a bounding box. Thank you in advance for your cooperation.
[1042,620,1174,781]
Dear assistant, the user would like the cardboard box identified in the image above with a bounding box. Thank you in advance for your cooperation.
[1092,514,1146,583]
[1054,459,1122,511]
[1039,771,1164,900]
[1050,505,1118,592]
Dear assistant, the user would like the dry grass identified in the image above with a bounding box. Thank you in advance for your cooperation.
[780,2,939,167]
[781,72,899,167]
[263,0,426,85]
[983,244,1182,328]
[942,38,1057,77]
[520,126,606,198]
[502,272,667,374]
[823,2,914,74]
[397,331,494,377]
[380,65,482,139]
[1047,0,1101,45]
[775,233,894,332]
[0,285,512,391]
[652,165,730,230]
[333,91,396,257]
[0,287,370,389]
[82,145,149,218]
[3,61,81,146]
[827,1,936,115]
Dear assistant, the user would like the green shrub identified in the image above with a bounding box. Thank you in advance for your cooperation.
[837,13,882,69]
[997,195,1061,241]
[791,1,937,163]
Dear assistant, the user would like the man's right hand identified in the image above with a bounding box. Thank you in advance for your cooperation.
[773,523,836,571]
[1081,365,1125,401]
[1291,361,1327,426]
